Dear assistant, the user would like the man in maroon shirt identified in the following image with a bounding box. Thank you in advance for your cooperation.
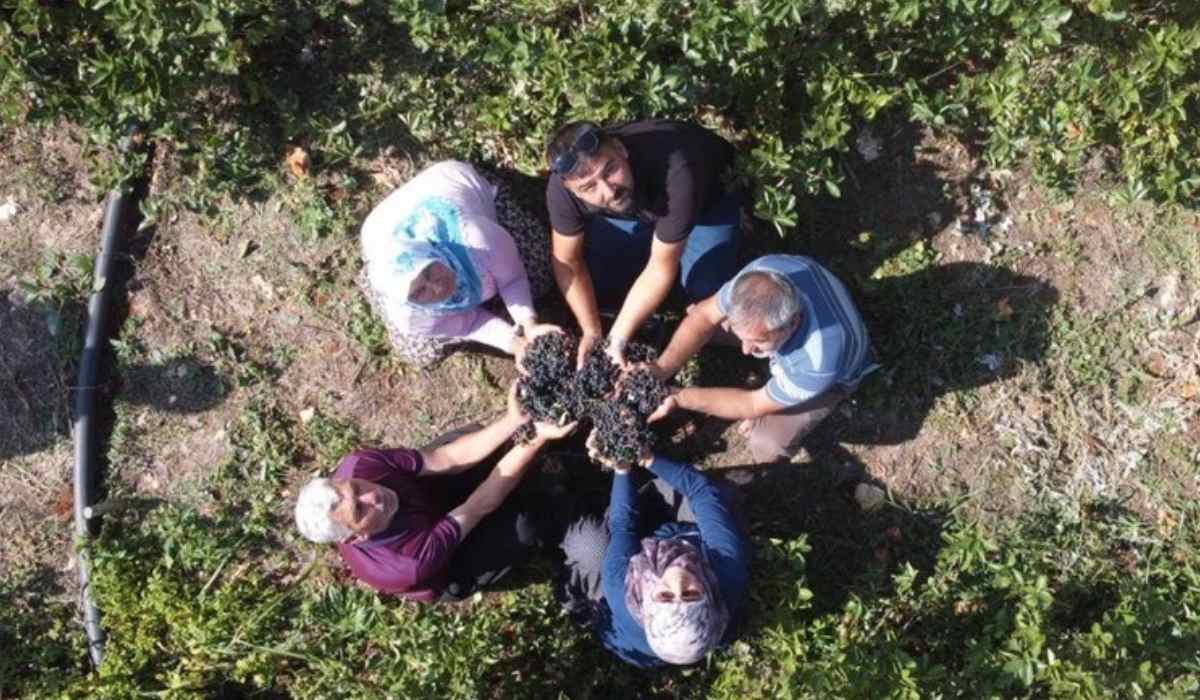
[295,384,576,601]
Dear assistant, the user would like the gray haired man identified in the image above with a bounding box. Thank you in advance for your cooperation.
[647,255,874,463]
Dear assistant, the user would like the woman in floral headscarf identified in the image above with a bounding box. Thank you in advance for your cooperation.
[557,435,748,667]
[360,161,559,367]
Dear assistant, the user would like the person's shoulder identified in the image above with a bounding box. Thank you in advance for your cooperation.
[336,447,420,478]
[741,253,813,277]
[545,171,570,197]
[332,450,369,480]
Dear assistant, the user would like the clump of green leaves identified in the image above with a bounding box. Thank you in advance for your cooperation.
[3,0,1196,229]
[16,250,94,372]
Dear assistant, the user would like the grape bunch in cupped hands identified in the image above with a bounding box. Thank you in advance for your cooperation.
[511,330,671,464]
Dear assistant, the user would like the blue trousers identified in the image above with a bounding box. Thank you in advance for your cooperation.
[583,190,742,310]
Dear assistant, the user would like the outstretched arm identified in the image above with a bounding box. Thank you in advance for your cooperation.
[607,238,685,362]
[551,228,605,368]
[672,385,786,421]
[447,420,577,537]
[419,382,526,474]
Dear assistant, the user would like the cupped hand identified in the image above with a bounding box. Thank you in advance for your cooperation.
[629,361,669,383]
[585,429,651,470]
[646,390,679,424]
[604,337,630,370]
[514,323,565,375]
[523,322,564,340]
[534,419,579,442]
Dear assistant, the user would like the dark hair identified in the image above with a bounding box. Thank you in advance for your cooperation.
[545,121,616,173]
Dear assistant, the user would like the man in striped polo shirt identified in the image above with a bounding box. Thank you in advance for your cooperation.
[646,255,874,463]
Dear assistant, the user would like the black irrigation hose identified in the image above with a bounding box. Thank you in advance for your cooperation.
[73,188,132,667]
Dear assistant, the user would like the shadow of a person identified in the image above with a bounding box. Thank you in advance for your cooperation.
[719,449,946,616]
[0,289,231,461]
[832,261,1059,446]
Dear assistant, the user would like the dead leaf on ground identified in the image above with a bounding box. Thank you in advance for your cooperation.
[51,483,73,522]
[286,146,310,178]
[1143,351,1170,378]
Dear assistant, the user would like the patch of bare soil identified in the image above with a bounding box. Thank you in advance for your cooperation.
[0,124,101,581]
[4,117,1197,588]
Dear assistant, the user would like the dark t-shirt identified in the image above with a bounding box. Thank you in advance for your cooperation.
[546,120,735,243]
[334,448,462,601]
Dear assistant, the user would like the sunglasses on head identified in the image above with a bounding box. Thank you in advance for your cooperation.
[550,126,601,176]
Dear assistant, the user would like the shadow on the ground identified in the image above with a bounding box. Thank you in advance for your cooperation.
[0,565,80,691]
[838,261,1059,446]
[0,291,230,462]
[726,449,946,618]
[641,116,1061,457]
[477,449,947,697]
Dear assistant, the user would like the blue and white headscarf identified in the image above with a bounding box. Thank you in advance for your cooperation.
[388,197,483,315]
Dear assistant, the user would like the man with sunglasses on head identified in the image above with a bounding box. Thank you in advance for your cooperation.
[545,119,741,368]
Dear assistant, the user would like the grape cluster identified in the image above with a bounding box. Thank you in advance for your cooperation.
[588,402,654,467]
[515,332,578,424]
[513,333,668,468]
[566,342,626,419]
[616,368,671,417]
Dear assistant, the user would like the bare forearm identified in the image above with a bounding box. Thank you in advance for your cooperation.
[675,387,762,420]
[656,312,717,377]
[431,413,524,470]
[552,257,603,336]
[610,266,675,342]
[459,440,542,515]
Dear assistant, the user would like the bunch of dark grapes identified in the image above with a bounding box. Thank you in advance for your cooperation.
[617,368,671,418]
[516,332,578,427]
[512,333,669,463]
[569,342,621,416]
[623,342,659,364]
[589,402,655,467]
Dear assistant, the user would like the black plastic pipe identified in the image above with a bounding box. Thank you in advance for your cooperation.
[73,188,131,667]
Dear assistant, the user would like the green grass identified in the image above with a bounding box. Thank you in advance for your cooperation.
[3,0,1200,696]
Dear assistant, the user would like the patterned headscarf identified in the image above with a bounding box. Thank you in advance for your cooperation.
[388,197,482,315]
[623,536,729,665]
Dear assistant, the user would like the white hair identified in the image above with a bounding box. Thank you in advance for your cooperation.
[294,478,352,544]
[728,269,802,332]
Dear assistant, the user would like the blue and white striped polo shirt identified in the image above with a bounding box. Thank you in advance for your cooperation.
[716,255,873,407]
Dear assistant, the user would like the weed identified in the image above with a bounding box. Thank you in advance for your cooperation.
[345,295,391,369]
[15,250,92,372]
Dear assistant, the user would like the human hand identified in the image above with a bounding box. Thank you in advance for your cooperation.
[505,380,527,424]
[523,322,564,340]
[646,389,679,424]
[633,361,670,383]
[604,334,630,370]
[514,323,565,375]
[533,419,579,443]
[585,428,650,472]
[576,332,603,370]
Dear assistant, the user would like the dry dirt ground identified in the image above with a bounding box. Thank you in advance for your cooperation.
[2,121,1197,602]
